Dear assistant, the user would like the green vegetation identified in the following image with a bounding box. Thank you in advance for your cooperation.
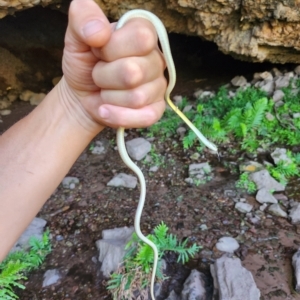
[107,222,201,299]
[236,172,257,193]
[0,230,51,300]
[143,77,300,191]
[145,80,300,153]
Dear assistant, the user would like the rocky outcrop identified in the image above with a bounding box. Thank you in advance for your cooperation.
[2,0,300,63]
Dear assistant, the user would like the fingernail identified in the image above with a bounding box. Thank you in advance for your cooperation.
[99,107,110,119]
[83,19,104,38]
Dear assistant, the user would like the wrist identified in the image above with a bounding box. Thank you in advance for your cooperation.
[54,76,105,137]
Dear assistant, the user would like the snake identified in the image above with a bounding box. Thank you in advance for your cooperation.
[115,9,218,300]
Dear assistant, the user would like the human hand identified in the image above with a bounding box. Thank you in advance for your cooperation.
[59,0,166,134]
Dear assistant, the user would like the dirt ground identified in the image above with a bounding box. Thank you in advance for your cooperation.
[1,5,300,300]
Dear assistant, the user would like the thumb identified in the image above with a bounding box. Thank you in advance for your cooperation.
[66,0,111,50]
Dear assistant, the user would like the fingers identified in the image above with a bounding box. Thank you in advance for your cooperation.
[92,50,165,90]
[92,19,158,61]
[66,0,112,51]
[99,100,166,128]
[99,77,167,108]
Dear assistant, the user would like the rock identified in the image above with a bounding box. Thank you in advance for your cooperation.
[29,92,46,105]
[165,290,180,300]
[149,166,159,172]
[265,112,275,121]
[292,249,300,292]
[271,148,293,165]
[107,173,137,189]
[258,71,273,81]
[231,75,247,87]
[190,152,200,160]
[0,99,11,109]
[42,269,61,287]
[249,170,285,192]
[275,75,290,89]
[215,237,239,253]
[62,176,79,189]
[210,254,260,300]
[259,80,274,95]
[256,187,278,204]
[125,138,151,161]
[91,140,107,155]
[289,202,300,224]
[173,95,183,106]
[0,109,11,115]
[268,204,287,218]
[235,202,253,213]
[293,112,300,118]
[183,104,193,113]
[20,90,35,101]
[11,217,47,252]
[7,90,19,102]
[181,269,207,300]
[52,76,62,86]
[176,126,186,138]
[272,90,285,102]
[188,162,211,179]
[95,226,134,277]
[259,203,268,211]
[239,161,264,172]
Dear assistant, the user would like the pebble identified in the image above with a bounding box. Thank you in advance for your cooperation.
[268,204,287,218]
[62,177,79,189]
[231,75,247,87]
[126,138,151,161]
[0,109,11,115]
[289,202,300,224]
[256,187,278,204]
[107,173,137,189]
[43,269,61,287]
[235,202,253,213]
[216,236,239,253]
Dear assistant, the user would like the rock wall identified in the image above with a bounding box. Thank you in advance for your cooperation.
[2,0,300,63]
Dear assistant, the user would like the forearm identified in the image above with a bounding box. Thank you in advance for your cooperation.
[0,78,104,261]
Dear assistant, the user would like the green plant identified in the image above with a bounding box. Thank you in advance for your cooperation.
[236,172,257,193]
[0,230,51,300]
[143,146,166,167]
[107,222,201,299]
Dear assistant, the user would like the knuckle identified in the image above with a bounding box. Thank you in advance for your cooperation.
[129,89,149,108]
[135,25,156,54]
[122,60,143,88]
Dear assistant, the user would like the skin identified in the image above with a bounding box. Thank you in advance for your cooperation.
[0,0,166,262]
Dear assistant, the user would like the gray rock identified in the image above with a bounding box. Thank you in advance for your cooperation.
[259,80,274,95]
[249,170,285,192]
[96,226,134,277]
[42,269,61,287]
[149,166,159,172]
[272,89,285,102]
[11,217,47,252]
[292,249,300,292]
[235,202,253,213]
[256,187,278,204]
[183,105,193,113]
[259,71,273,81]
[265,112,275,121]
[181,269,207,300]
[173,95,183,106]
[216,237,239,253]
[271,148,293,165]
[268,204,287,218]
[165,290,180,300]
[211,254,260,300]
[231,75,247,87]
[272,68,282,77]
[126,138,151,161]
[107,173,137,189]
[62,176,79,189]
[289,202,300,224]
[294,65,300,75]
[293,112,300,118]
[275,75,290,89]
[91,140,107,155]
[0,109,11,116]
[259,203,268,211]
[189,162,211,178]
[176,126,186,139]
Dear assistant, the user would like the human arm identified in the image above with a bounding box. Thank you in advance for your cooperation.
[0,0,166,261]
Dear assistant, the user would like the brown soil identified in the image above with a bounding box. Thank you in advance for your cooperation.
[1,5,300,300]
